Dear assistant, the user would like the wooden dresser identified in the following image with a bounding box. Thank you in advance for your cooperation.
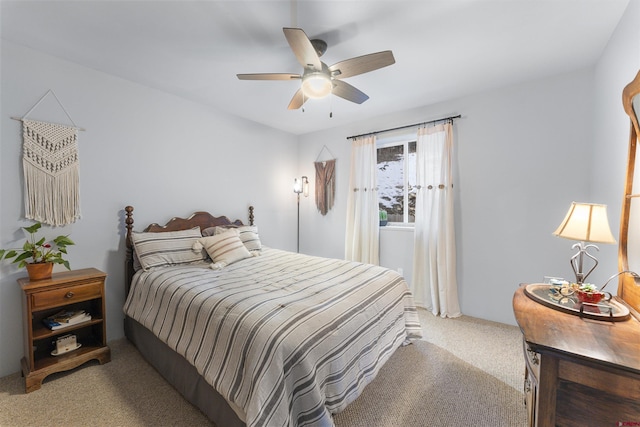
[513,286,640,426]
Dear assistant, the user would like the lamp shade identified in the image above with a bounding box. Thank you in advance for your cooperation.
[294,176,309,196]
[553,202,616,244]
[301,73,332,99]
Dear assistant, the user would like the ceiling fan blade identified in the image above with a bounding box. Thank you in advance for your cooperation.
[283,27,322,71]
[329,51,395,79]
[287,88,308,110]
[237,73,301,80]
[332,80,369,104]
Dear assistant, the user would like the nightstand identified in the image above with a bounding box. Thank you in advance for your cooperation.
[19,267,111,392]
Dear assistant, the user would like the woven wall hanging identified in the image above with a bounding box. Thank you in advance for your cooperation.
[15,90,83,226]
[314,145,336,216]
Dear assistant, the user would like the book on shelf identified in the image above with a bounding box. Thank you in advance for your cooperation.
[52,309,87,323]
[43,310,92,331]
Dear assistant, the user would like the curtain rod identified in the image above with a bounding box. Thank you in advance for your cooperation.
[346,114,461,140]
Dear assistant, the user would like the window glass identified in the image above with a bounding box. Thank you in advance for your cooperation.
[407,140,416,222]
[377,138,416,224]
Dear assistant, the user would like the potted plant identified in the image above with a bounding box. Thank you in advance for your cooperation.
[379,210,388,226]
[0,222,75,280]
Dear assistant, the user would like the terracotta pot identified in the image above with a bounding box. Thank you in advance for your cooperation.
[26,263,53,281]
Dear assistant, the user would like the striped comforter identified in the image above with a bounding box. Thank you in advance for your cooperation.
[124,247,422,427]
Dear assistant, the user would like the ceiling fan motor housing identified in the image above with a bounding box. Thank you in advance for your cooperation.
[310,39,328,57]
[302,63,333,98]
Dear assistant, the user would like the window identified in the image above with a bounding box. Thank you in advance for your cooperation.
[377,136,416,224]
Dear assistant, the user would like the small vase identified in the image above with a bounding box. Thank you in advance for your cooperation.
[26,263,53,281]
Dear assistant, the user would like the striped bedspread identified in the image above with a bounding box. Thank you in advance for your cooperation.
[124,247,422,427]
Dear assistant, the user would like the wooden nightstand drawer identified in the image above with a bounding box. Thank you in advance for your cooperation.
[31,281,102,310]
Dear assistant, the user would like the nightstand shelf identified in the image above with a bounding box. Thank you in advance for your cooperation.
[32,317,103,340]
[19,268,111,393]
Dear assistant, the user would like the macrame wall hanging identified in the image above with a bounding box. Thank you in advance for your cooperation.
[314,145,337,216]
[13,90,84,226]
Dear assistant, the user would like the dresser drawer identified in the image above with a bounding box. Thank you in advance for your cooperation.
[31,281,103,310]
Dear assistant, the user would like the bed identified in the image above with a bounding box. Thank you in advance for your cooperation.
[122,205,422,427]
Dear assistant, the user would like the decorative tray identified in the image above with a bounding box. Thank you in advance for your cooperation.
[524,283,630,321]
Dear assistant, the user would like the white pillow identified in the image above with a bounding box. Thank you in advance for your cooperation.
[195,228,253,269]
[215,225,262,253]
[131,227,206,271]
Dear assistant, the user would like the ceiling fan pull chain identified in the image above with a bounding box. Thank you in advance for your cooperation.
[329,87,333,118]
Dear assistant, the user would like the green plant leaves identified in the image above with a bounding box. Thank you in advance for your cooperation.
[23,222,41,234]
[0,222,75,270]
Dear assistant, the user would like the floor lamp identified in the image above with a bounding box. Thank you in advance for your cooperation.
[293,176,309,253]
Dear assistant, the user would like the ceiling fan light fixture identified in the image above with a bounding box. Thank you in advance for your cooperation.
[301,72,332,99]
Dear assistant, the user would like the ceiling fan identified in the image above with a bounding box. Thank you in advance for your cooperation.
[237,27,395,110]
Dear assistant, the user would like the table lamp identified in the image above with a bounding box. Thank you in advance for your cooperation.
[553,202,616,284]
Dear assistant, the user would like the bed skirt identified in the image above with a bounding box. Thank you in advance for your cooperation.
[124,316,245,427]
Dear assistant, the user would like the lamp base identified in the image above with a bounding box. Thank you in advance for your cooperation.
[569,241,599,284]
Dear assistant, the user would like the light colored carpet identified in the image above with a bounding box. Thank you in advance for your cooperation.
[416,309,524,392]
[0,310,526,426]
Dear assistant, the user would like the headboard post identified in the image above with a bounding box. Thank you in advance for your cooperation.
[124,206,135,294]
[249,206,254,226]
[125,206,134,247]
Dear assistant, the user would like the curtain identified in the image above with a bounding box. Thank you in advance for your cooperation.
[345,135,379,265]
[412,122,461,317]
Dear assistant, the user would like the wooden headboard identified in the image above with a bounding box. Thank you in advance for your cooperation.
[124,205,254,294]
[619,70,640,316]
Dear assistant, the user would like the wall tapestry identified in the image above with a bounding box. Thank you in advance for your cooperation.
[314,157,336,216]
[22,119,81,226]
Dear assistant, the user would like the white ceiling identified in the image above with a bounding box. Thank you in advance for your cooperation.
[1,0,630,135]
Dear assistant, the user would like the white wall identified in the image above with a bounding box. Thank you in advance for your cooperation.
[0,40,299,377]
[299,69,596,326]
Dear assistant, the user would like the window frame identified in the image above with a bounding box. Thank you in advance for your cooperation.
[376,133,417,226]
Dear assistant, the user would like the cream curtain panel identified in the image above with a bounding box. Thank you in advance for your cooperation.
[411,123,460,317]
[345,135,379,265]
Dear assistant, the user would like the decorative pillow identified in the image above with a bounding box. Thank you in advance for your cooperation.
[214,225,262,253]
[131,227,206,271]
[194,228,253,269]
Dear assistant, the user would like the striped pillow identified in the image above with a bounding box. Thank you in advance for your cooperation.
[198,228,253,268]
[131,227,206,271]
[214,225,262,253]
